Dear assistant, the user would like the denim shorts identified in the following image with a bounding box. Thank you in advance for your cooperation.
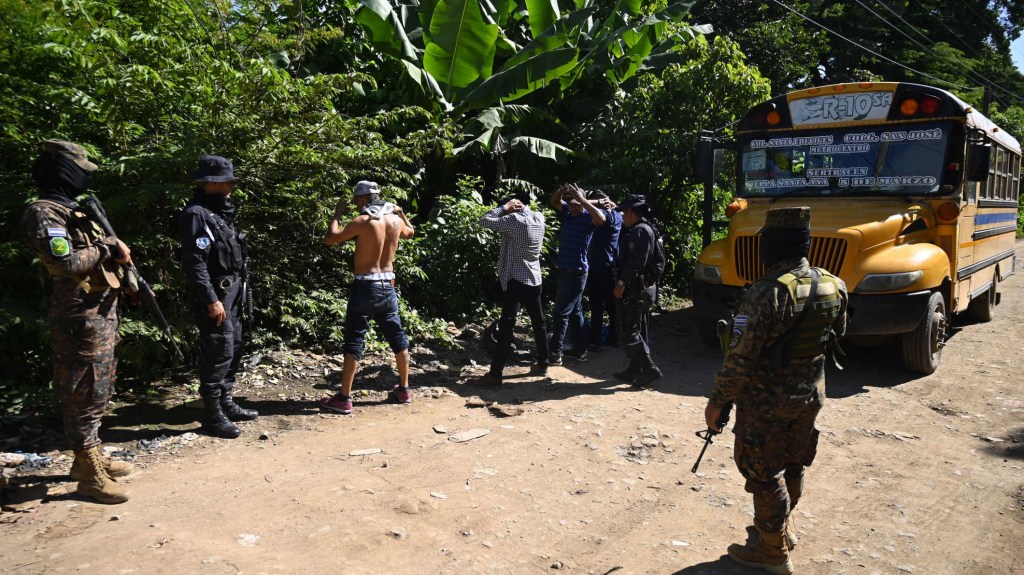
[343,280,409,360]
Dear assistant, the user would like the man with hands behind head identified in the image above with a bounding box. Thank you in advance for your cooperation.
[468,195,548,388]
[320,181,415,415]
[548,183,607,365]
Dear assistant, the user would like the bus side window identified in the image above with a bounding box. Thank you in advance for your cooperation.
[1014,155,1021,201]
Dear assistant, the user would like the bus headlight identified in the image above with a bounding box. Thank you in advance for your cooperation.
[694,262,722,284]
[855,271,924,292]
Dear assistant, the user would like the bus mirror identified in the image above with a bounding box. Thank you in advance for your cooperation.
[967,143,991,181]
[695,133,715,186]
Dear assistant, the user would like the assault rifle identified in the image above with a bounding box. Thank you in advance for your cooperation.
[691,402,733,474]
[81,195,184,364]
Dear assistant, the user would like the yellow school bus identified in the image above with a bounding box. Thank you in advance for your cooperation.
[693,82,1021,374]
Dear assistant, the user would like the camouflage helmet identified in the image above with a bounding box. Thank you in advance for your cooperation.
[40,140,98,172]
[762,206,811,231]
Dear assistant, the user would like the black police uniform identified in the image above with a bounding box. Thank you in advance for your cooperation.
[177,156,256,439]
[614,199,662,386]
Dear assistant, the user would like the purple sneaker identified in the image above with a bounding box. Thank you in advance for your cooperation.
[389,385,412,404]
[320,394,353,414]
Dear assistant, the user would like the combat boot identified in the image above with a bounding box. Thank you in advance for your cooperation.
[69,445,133,480]
[784,515,798,549]
[614,359,642,383]
[201,386,241,439]
[632,355,663,387]
[727,528,794,575]
[74,447,130,504]
[221,386,259,421]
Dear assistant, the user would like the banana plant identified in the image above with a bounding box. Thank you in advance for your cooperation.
[350,0,710,165]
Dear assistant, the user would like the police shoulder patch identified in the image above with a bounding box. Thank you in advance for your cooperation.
[50,236,71,257]
[196,237,211,250]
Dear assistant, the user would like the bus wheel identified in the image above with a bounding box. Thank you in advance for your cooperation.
[967,278,998,323]
[697,315,719,348]
[901,291,946,375]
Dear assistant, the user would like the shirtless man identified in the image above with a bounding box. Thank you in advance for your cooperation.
[319,181,415,415]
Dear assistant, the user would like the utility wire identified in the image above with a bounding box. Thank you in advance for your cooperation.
[864,0,1024,106]
[859,0,1024,106]
[768,0,975,91]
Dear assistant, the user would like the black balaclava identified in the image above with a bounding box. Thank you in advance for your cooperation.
[31,153,92,206]
[193,187,237,221]
[760,227,810,267]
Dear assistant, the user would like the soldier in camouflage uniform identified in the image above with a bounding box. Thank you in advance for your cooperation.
[21,140,133,504]
[704,207,847,574]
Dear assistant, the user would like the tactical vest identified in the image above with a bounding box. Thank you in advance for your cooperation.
[34,199,122,292]
[770,269,844,361]
[191,205,244,275]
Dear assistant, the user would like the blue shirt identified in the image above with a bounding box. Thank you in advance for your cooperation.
[556,201,599,271]
[587,209,622,270]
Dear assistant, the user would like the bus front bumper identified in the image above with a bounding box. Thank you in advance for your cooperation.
[693,281,933,336]
[846,290,932,335]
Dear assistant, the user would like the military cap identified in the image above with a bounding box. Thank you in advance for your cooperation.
[353,180,380,196]
[41,139,98,172]
[763,206,811,230]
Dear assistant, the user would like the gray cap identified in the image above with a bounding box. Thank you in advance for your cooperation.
[353,180,380,196]
[41,140,98,172]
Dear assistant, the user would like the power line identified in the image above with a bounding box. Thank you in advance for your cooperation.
[768,0,974,91]
[856,0,1024,106]
[864,0,1024,106]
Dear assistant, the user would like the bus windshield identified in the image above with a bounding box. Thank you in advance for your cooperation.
[738,121,954,198]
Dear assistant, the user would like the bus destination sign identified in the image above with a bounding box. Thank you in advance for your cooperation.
[790,92,894,126]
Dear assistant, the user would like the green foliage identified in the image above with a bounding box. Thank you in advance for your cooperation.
[578,35,770,291]
[401,176,502,321]
[0,0,457,412]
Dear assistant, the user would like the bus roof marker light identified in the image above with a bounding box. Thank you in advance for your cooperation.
[833,85,847,91]
[859,82,873,88]
[900,98,920,116]
[920,97,940,114]
[766,110,781,125]
[725,199,747,217]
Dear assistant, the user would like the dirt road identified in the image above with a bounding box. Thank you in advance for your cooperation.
[3,242,1023,575]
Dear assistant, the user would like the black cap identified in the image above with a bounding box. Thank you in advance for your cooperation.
[191,155,235,182]
[618,194,648,213]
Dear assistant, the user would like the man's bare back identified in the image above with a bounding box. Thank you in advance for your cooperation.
[325,196,414,275]
[350,213,403,275]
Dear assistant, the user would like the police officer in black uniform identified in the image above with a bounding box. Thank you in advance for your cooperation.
[177,155,257,439]
[613,194,662,387]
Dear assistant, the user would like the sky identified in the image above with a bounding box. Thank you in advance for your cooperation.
[1013,35,1024,73]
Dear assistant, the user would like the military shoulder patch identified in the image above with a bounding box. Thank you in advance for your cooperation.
[50,236,71,257]
[196,237,211,250]
[728,314,748,349]
[47,228,68,237]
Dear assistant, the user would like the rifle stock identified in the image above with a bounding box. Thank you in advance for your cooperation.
[81,196,184,364]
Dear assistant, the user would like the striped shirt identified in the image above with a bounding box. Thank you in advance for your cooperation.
[479,206,546,290]
[556,201,599,271]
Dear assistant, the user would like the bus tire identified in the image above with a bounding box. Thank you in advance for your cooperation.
[901,291,946,375]
[697,315,719,348]
[967,278,998,323]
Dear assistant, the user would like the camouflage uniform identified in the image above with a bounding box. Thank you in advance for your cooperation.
[709,208,848,535]
[21,145,123,452]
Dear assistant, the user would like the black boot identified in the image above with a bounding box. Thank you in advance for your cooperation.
[614,359,642,383]
[221,386,258,421]
[200,386,241,439]
[633,356,663,388]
